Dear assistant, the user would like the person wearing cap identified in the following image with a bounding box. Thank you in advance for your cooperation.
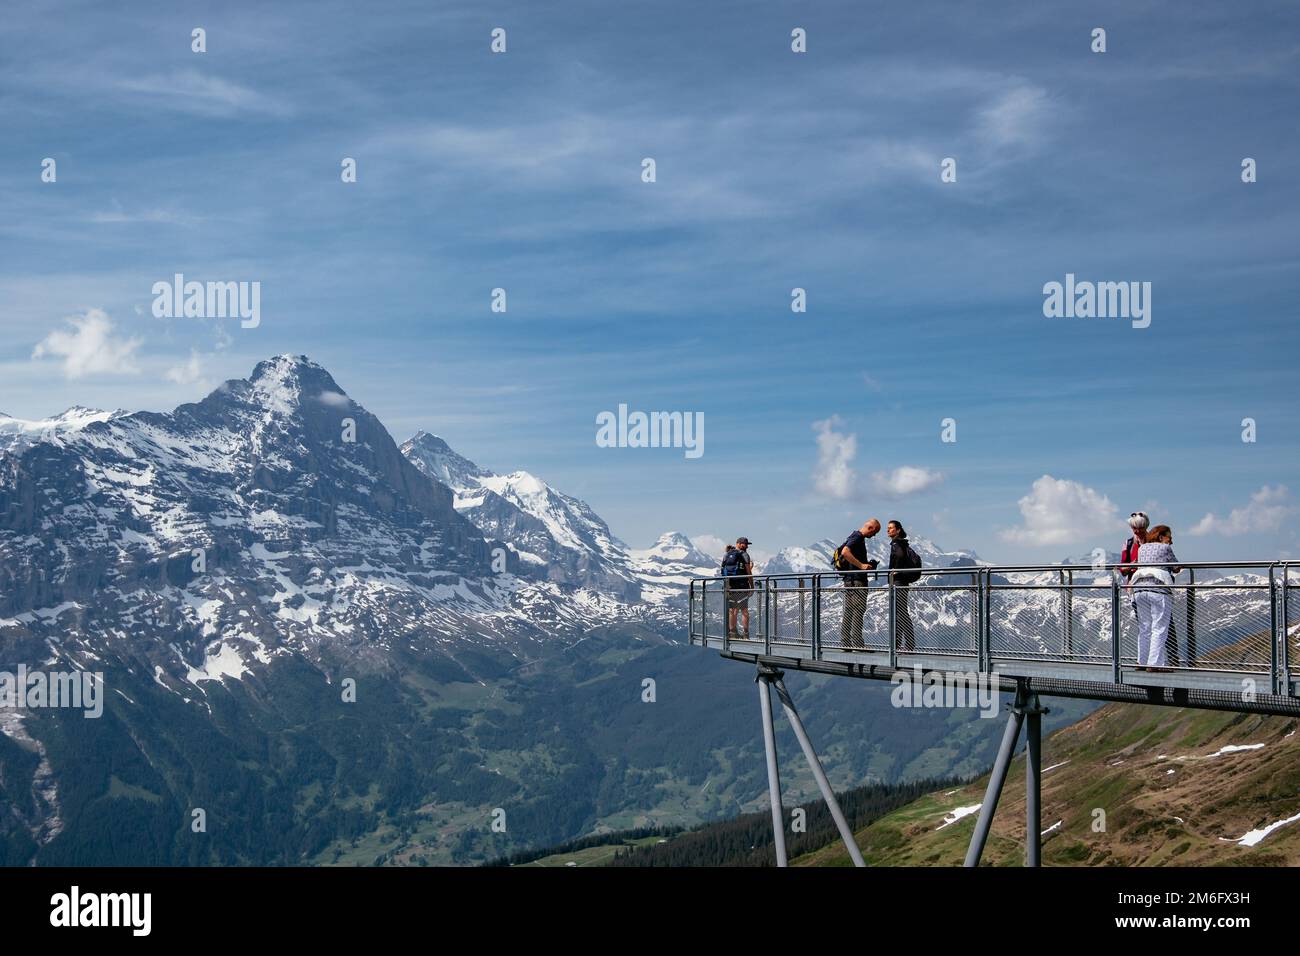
[722,537,756,639]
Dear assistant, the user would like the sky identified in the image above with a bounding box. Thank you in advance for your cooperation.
[2,0,1298,565]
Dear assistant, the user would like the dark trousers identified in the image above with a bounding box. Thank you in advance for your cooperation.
[840,580,869,648]
[894,586,915,652]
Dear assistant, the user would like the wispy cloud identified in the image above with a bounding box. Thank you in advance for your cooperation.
[165,349,208,387]
[975,84,1051,149]
[115,70,290,117]
[87,205,201,226]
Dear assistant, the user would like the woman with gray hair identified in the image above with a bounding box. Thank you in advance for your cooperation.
[1119,512,1149,581]
[1130,524,1181,670]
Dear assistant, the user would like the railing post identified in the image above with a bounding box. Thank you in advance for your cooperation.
[721,580,730,654]
[689,581,696,644]
[766,578,774,655]
[811,574,822,660]
[1283,565,1292,695]
[979,569,991,673]
[888,572,898,668]
[1110,574,1122,683]
[1064,569,1074,659]
[798,577,806,648]
[1270,565,1280,695]
[1186,567,1197,665]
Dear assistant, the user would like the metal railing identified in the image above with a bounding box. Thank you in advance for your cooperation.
[689,562,1298,695]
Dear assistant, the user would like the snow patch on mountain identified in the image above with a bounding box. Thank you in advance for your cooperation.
[401,431,640,600]
[0,406,127,455]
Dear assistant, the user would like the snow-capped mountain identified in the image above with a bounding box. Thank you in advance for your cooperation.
[628,532,719,605]
[400,431,641,601]
[762,535,982,576]
[0,405,125,455]
[0,357,740,864]
[0,357,689,705]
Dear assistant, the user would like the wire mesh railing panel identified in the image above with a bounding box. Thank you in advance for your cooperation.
[1065,586,1115,662]
[768,578,814,648]
[700,580,729,644]
[1183,584,1273,673]
[902,583,979,656]
[819,581,889,652]
[987,586,1070,661]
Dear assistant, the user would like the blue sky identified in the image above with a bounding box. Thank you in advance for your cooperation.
[2,0,1297,564]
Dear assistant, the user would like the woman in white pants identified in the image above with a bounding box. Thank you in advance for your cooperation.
[1129,525,1181,671]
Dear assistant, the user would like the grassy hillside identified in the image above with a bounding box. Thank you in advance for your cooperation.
[797,701,1300,866]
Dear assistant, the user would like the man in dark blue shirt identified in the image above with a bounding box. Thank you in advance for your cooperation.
[839,519,880,648]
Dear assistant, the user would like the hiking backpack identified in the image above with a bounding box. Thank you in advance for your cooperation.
[832,535,859,571]
[721,548,748,577]
[831,541,847,570]
[894,543,923,585]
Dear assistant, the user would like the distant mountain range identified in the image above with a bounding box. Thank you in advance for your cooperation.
[762,536,981,576]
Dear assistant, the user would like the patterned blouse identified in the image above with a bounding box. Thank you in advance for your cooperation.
[1131,541,1180,592]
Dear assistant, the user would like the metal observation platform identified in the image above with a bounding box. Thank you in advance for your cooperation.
[687,562,1300,867]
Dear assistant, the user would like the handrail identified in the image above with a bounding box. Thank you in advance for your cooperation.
[694,560,1295,584]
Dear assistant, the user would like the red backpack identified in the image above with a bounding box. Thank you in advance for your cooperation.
[1120,536,1140,575]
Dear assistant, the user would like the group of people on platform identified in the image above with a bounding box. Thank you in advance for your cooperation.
[718,519,923,649]
[717,510,1184,672]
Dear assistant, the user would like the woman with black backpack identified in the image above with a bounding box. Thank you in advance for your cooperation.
[887,521,921,652]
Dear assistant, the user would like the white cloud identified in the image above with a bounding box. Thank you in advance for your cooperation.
[812,416,856,499]
[165,349,206,386]
[872,465,944,498]
[314,390,351,408]
[32,309,141,379]
[690,534,771,566]
[690,534,728,559]
[1000,475,1120,546]
[1189,485,1293,537]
